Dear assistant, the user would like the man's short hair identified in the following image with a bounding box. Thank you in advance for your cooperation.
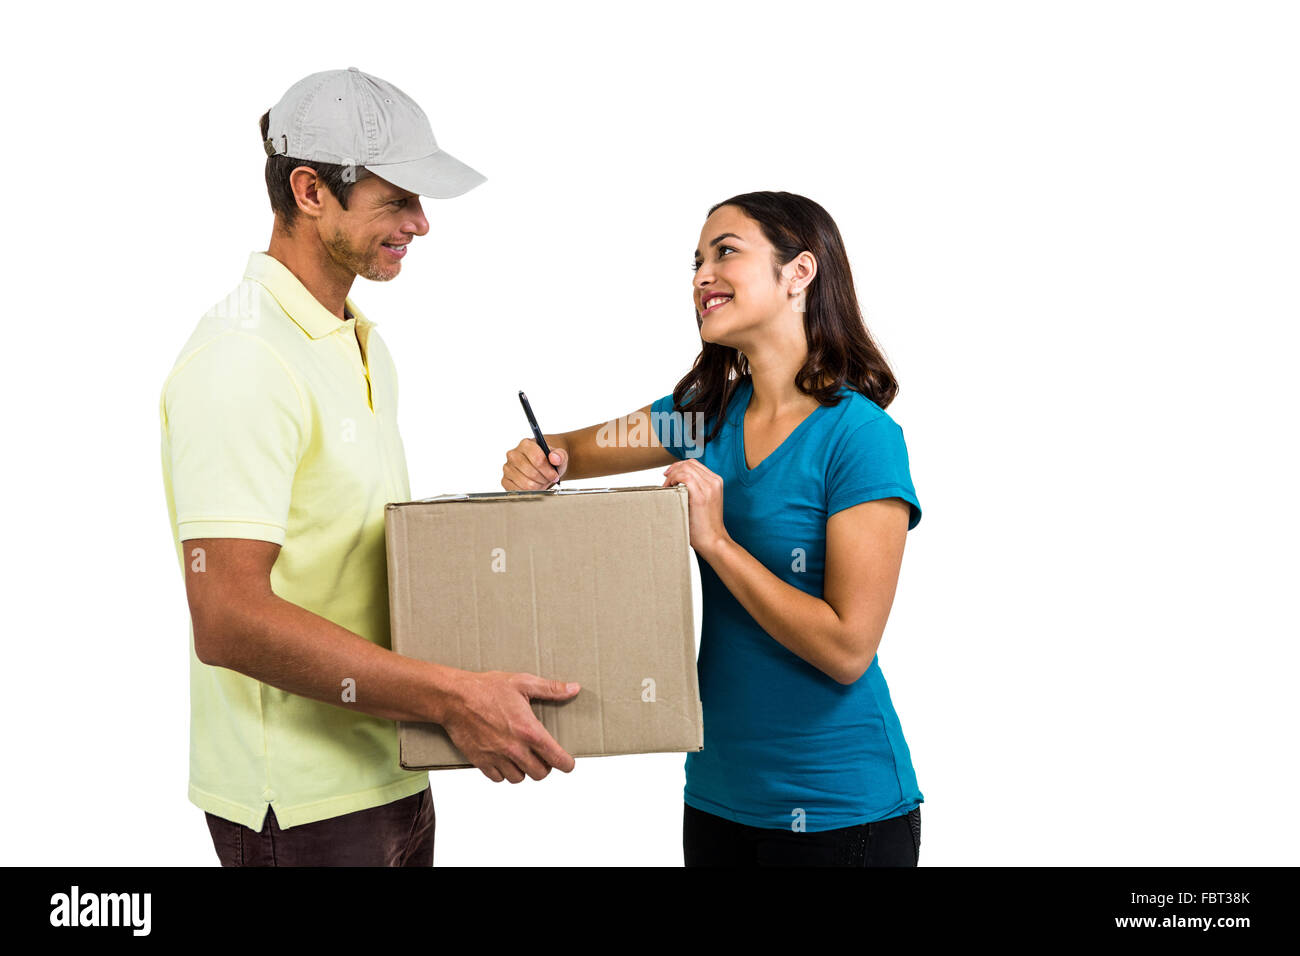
[259,110,360,232]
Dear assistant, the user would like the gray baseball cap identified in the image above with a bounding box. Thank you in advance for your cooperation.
[263,66,486,199]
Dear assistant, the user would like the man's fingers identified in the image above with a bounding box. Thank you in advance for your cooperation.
[535,733,577,774]
[523,676,581,701]
[512,746,551,782]
[454,672,581,783]
[514,676,578,771]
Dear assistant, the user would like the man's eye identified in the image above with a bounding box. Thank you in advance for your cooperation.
[391,199,407,207]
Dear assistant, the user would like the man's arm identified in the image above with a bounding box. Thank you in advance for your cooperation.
[182,536,580,783]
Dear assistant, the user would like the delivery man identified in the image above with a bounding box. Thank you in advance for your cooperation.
[159,67,579,867]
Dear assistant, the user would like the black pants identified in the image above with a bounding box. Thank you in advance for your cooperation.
[683,802,921,867]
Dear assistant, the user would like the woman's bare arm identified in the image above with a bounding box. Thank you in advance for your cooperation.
[502,402,678,489]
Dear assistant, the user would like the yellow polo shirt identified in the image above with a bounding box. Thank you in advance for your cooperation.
[159,251,428,831]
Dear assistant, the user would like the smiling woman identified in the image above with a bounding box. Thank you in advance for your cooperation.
[500,190,926,867]
[678,193,901,445]
[652,191,925,867]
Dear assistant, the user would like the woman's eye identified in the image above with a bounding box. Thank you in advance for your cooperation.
[692,246,736,272]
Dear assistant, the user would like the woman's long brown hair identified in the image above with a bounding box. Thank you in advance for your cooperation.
[671,191,900,447]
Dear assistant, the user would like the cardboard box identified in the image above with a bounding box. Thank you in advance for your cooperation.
[385,484,703,770]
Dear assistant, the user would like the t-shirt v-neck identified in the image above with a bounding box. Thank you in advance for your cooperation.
[735,379,828,485]
[648,376,924,830]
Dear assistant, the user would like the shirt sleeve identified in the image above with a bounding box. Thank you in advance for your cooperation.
[162,332,308,544]
[650,392,689,460]
[826,416,922,530]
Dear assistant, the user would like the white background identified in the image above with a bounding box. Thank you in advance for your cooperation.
[2,0,1296,866]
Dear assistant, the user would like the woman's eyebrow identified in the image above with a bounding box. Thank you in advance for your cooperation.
[694,232,744,257]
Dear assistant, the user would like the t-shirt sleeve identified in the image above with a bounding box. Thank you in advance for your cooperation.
[162,333,307,544]
[826,416,922,530]
[650,392,689,460]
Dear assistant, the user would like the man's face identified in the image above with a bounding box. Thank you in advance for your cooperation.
[319,172,429,282]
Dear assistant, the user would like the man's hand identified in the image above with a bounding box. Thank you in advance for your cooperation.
[439,670,581,782]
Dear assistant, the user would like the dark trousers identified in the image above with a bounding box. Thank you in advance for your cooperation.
[204,784,435,867]
[683,802,921,866]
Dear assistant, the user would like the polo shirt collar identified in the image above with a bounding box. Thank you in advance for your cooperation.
[244,251,378,340]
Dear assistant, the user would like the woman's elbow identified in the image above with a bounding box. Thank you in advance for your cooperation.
[828,634,882,685]
[829,662,867,686]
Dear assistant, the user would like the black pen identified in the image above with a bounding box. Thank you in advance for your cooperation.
[518,391,560,489]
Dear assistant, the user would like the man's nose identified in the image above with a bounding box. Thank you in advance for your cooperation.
[407,200,430,237]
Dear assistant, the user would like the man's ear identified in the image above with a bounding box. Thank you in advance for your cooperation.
[289,166,327,220]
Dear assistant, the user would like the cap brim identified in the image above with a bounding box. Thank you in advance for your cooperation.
[365,149,486,199]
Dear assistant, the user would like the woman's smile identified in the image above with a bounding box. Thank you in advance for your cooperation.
[701,293,733,316]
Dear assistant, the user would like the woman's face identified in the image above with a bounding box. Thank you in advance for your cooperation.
[692,205,789,349]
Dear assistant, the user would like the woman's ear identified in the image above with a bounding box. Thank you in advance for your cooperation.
[785,251,818,296]
[785,253,817,314]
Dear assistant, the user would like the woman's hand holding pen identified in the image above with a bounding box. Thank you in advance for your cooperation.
[663,459,731,561]
[502,439,568,491]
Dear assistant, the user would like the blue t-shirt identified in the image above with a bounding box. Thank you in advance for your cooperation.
[652,377,923,831]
